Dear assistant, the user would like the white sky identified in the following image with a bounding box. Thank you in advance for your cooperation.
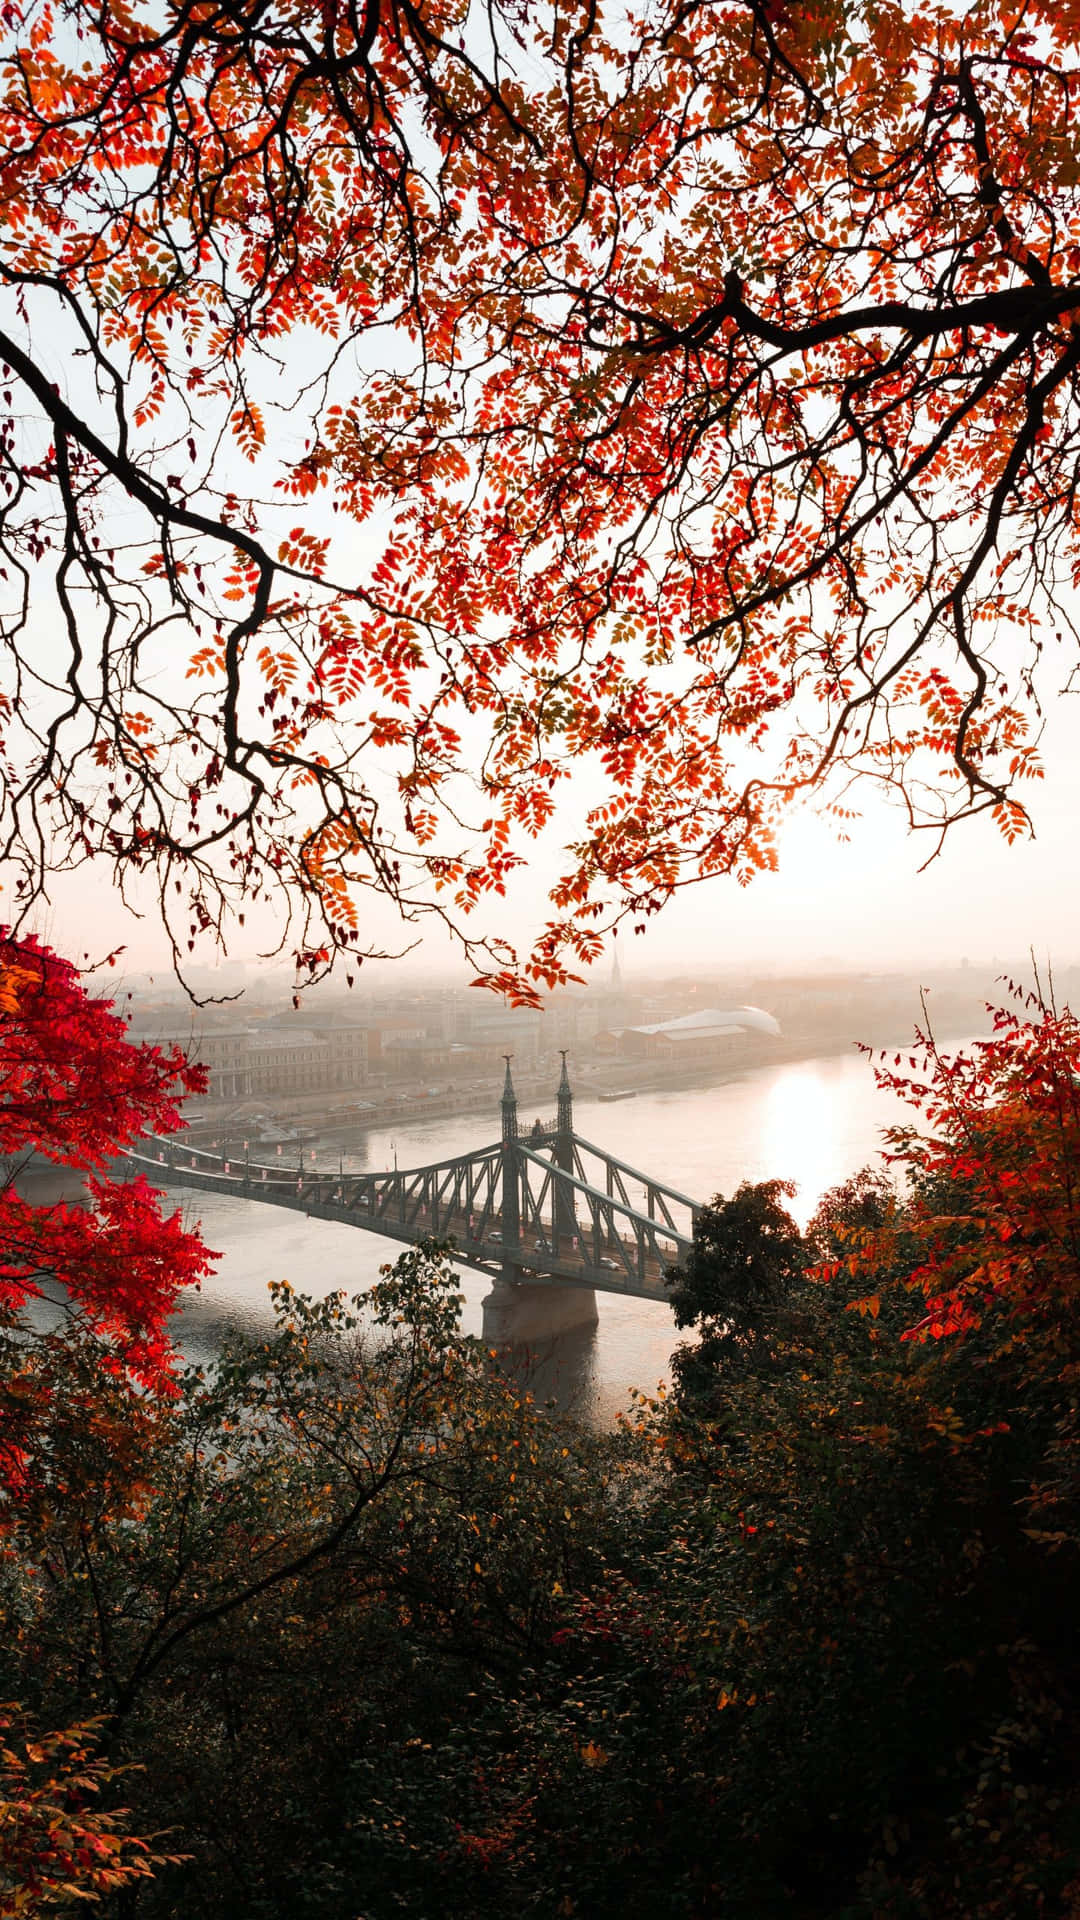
[24,678,1080,987]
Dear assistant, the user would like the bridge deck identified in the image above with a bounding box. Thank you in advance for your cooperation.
[126,1140,689,1304]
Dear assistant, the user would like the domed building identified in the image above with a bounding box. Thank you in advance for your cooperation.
[595,1003,781,1063]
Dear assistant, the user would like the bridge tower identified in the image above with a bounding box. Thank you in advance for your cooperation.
[553,1050,576,1254]
[481,1053,598,1346]
[499,1055,521,1253]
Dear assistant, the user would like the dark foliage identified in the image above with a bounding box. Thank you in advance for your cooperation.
[8,997,1080,1915]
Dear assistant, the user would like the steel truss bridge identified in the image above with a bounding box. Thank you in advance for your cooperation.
[125,1058,700,1307]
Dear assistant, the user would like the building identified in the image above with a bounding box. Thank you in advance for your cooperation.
[143,1022,372,1103]
[594,1004,781,1064]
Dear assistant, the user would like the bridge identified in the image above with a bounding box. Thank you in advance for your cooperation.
[126,1057,701,1341]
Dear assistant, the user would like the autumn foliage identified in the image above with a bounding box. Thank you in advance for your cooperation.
[0,936,216,1908]
[0,931,211,1410]
[0,1705,185,1915]
[842,986,1080,1354]
[1,2,1079,993]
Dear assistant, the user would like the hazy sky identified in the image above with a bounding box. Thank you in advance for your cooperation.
[25,679,1080,989]
[647,692,1080,977]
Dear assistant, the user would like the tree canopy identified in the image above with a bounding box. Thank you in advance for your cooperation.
[665,1176,809,1402]
[2,0,1079,992]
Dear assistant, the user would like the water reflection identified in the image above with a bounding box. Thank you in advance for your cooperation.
[759,1065,860,1226]
[496,1326,601,1424]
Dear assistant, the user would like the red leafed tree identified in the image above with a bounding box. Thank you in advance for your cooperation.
[0,932,212,1421]
[1,2,1080,994]
[844,985,1080,1348]
[0,1705,187,1912]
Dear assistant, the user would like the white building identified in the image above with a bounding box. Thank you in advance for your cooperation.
[594,1005,781,1062]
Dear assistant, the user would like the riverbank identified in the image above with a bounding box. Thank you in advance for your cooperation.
[189,1004,988,1151]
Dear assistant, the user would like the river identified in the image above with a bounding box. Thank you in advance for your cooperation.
[170,1039,968,1425]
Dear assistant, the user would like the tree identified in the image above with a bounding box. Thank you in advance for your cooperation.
[0,930,210,1909]
[1,2,1079,996]
[0,1242,631,1916]
[842,982,1080,1534]
[0,930,212,1499]
[665,1177,809,1405]
[0,1705,185,1915]
[830,982,1080,1344]
[807,1164,896,1261]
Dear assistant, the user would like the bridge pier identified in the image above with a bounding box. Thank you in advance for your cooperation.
[481,1277,599,1345]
